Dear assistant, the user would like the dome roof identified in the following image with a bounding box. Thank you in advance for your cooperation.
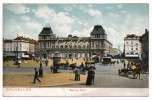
[91,25,105,35]
[39,27,53,35]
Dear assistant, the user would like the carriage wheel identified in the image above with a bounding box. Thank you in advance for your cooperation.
[118,69,121,75]
[133,72,137,79]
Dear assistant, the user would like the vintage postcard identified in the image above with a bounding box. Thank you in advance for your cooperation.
[2,0,149,97]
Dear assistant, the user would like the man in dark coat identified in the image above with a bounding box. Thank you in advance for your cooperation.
[91,69,95,85]
[33,68,41,83]
[45,59,49,66]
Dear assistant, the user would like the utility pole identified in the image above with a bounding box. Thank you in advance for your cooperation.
[16,34,19,67]
[39,42,43,77]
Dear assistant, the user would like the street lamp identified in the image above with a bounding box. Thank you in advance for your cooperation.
[39,42,44,77]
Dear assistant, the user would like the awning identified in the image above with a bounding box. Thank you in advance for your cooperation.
[125,54,139,57]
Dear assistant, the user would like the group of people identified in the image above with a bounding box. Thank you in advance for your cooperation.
[73,62,96,85]
[33,61,96,86]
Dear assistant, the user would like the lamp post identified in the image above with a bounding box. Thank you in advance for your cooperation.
[39,42,43,77]
[16,34,20,68]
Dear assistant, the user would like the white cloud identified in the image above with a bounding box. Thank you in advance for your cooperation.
[33,5,54,21]
[88,5,93,7]
[53,12,74,25]
[106,6,112,10]
[4,4,29,14]
[6,20,30,38]
[121,10,127,14]
[72,27,93,37]
[79,5,102,17]
[33,5,74,25]
[116,4,123,9]
[21,15,31,21]
[104,26,125,50]
[25,21,42,30]
[64,7,72,11]
[108,12,119,18]
[87,9,102,17]
[33,5,76,37]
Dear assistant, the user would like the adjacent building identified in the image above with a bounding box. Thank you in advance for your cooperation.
[124,34,141,59]
[3,39,29,59]
[38,25,113,59]
[139,29,149,66]
[3,36,38,60]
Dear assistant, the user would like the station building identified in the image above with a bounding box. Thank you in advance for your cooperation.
[38,25,113,59]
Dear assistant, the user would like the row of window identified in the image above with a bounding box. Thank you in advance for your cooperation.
[126,47,138,51]
[40,44,90,49]
[126,52,139,55]
[126,41,138,45]
[4,48,29,51]
[53,45,89,49]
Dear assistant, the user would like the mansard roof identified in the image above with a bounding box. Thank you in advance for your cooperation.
[39,27,53,35]
[3,39,12,43]
[14,36,38,44]
[91,25,105,35]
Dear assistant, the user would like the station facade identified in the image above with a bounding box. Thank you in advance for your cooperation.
[38,25,112,59]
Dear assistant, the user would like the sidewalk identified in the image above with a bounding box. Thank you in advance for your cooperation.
[3,58,87,67]
[3,72,87,87]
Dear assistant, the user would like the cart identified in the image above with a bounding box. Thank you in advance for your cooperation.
[102,57,112,65]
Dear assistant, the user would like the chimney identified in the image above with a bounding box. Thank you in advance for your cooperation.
[145,29,148,33]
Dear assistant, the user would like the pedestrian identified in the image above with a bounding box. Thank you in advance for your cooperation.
[91,69,95,85]
[45,59,49,66]
[33,68,41,83]
[77,67,81,81]
[74,67,81,81]
[79,62,83,73]
[66,60,69,69]
[50,65,53,72]
[85,63,88,70]
[124,61,126,68]
[80,62,84,68]
[74,67,78,81]
[86,68,92,85]
[18,59,21,68]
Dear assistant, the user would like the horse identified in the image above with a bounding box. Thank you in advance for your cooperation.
[132,63,143,79]
[110,61,116,66]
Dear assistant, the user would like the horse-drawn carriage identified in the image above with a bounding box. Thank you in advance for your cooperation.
[101,57,116,66]
[101,57,111,65]
[118,62,142,79]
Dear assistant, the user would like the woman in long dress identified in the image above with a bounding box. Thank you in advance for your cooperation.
[86,69,92,85]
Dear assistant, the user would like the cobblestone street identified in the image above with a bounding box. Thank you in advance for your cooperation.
[59,61,149,88]
[3,59,149,88]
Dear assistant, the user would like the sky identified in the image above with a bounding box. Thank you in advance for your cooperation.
[3,3,149,51]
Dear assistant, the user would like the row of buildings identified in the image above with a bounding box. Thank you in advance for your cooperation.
[124,29,149,65]
[3,24,148,64]
[3,36,39,60]
[3,25,122,60]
